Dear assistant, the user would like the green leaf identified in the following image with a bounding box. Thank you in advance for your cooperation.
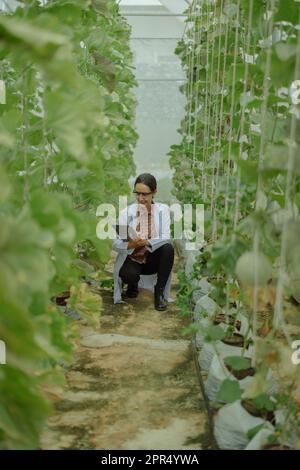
[208,239,247,276]
[269,48,297,86]
[275,43,297,61]
[44,89,87,161]
[204,325,226,342]
[252,394,276,411]
[92,52,116,92]
[0,167,11,202]
[72,259,95,275]
[241,0,265,23]
[224,356,252,371]
[274,0,300,24]
[247,423,265,441]
[263,143,300,175]
[0,366,51,450]
[92,0,110,14]
[0,15,68,59]
[238,159,260,183]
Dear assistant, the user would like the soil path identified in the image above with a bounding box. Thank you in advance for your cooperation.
[41,262,212,450]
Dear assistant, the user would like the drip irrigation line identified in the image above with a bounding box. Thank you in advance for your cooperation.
[191,337,218,449]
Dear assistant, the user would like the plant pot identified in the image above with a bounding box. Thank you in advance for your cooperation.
[194,294,223,320]
[263,444,293,450]
[245,425,276,450]
[192,278,211,303]
[195,317,211,349]
[225,357,255,380]
[241,399,275,424]
[205,355,254,402]
[185,250,201,276]
[214,400,267,450]
[213,314,241,331]
[199,340,252,372]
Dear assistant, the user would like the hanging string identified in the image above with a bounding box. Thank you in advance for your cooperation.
[220,1,254,327]
[202,0,218,201]
[201,0,213,200]
[273,5,300,336]
[210,0,225,229]
[222,0,241,239]
[192,2,204,179]
[186,0,198,153]
[182,0,196,139]
[211,0,230,241]
[22,73,30,204]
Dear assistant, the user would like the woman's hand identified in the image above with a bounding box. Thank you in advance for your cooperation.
[128,237,149,249]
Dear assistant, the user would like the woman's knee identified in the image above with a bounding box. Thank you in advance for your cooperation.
[120,271,140,284]
[119,264,140,285]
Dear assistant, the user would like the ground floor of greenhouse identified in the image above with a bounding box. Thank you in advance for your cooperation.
[41,259,213,450]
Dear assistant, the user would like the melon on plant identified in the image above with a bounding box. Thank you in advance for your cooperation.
[236,251,272,286]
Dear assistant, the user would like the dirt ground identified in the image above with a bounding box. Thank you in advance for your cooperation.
[41,261,212,450]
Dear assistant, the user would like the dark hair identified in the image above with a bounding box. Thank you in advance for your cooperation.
[134,173,157,192]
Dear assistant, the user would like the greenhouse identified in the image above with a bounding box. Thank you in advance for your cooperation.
[0,0,300,453]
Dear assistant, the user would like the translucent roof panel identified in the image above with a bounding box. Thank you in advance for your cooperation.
[120,1,190,11]
[119,1,162,6]
[120,0,188,202]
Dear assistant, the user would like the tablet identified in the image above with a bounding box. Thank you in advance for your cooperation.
[114,225,138,240]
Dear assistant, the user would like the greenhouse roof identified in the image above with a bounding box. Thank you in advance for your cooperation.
[120,1,162,5]
[119,0,190,10]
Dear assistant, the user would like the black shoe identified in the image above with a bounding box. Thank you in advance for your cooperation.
[154,285,167,311]
[125,283,139,298]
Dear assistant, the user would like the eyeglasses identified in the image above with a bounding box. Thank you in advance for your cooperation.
[133,191,152,197]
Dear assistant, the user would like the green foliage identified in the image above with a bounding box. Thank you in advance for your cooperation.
[207,238,247,276]
[247,423,266,441]
[204,325,226,342]
[170,0,300,239]
[224,356,251,371]
[0,0,137,449]
[216,379,242,403]
[251,394,276,412]
[176,270,194,317]
[210,282,227,307]
[171,0,300,446]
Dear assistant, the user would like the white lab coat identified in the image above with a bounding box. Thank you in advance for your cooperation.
[112,202,173,304]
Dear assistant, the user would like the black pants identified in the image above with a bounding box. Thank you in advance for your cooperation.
[119,243,174,289]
